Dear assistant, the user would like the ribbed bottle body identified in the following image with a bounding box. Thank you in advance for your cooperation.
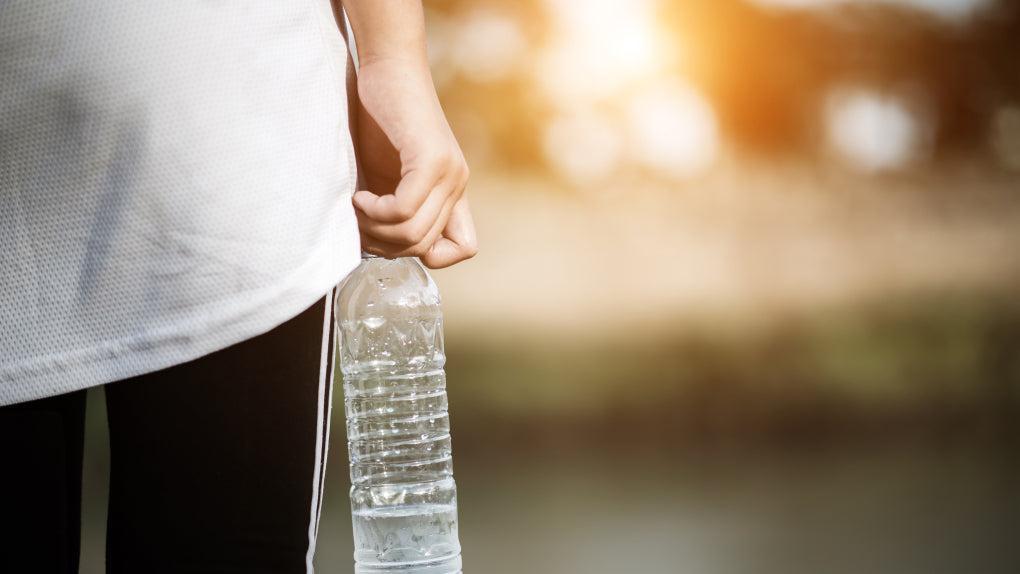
[337,257,461,573]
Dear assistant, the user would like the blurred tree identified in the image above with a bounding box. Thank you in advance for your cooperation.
[430,0,1020,169]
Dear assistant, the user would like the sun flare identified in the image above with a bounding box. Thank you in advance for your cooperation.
[538,0,671,104]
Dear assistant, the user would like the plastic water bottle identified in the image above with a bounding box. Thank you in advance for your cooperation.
[335,256,462,574]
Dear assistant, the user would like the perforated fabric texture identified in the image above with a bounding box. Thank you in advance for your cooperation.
[0,0,360,405]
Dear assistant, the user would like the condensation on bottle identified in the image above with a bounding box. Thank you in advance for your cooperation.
[336,256,462,574]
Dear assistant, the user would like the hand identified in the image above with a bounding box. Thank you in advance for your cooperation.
[352,57,477,269]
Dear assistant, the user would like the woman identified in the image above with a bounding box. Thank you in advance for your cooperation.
[0,1,476,572]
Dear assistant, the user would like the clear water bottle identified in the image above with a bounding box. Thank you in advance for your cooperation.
[336,256,462,574]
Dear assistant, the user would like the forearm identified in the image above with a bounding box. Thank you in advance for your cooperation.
[338,0,429,67]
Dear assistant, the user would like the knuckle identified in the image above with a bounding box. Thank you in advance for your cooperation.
[450,151,466,173]
[450,161,469,189]
[421,149,450,171]
[435,148,454,166]
[392,201,417,222]
[399,223,429,245]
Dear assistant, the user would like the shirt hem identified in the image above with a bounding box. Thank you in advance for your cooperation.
[0,240,361,406]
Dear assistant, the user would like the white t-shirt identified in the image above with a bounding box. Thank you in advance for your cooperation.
[0,1,361,405]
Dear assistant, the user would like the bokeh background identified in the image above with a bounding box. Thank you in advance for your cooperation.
[81,1,1020,572]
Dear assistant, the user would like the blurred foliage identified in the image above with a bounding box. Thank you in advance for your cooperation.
[446,293,1020,451]
[427,0,1020,172]
[658,0,1020,154]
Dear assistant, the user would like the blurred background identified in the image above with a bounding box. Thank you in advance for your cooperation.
[81,0,1020,572]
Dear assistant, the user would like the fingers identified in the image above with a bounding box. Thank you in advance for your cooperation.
[357,192,456,259]
[352,150,454,224]
[356,143,471,258]
[420,198,478,269]
[355,178,460,246]
[359,197,477,269]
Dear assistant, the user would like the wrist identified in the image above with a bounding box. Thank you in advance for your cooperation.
[357,52,430,73]
[341,0,429,72]
[356,57,438,106]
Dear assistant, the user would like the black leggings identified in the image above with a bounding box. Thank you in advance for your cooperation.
[0,293,336,574]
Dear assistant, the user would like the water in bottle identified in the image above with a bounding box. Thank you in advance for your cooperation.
[336,256,462,574]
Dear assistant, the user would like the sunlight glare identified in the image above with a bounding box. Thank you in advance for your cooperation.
[543,111,624,185]
[539,0,666,104]
[626,82,720,179]
[452,11,527,83]
[825,89,926,172]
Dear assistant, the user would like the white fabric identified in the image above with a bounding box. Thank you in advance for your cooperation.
[0,0,360,405]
